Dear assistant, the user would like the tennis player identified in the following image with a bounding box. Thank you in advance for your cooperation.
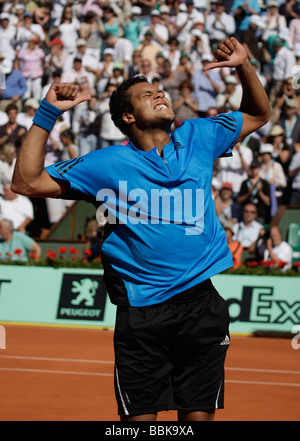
[12,38,270,421]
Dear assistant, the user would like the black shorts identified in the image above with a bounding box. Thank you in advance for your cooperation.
[113,279,230,417]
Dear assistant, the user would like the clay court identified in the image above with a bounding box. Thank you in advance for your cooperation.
[0,325,299,421]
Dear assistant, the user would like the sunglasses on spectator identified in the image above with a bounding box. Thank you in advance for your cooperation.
[244,209,257,213]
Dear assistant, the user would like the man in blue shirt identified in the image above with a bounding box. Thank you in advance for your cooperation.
[12,38,270,421]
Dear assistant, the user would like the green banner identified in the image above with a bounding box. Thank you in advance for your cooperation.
[0,266,299,334]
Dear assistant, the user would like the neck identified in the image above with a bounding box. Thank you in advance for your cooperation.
[130,127,172,154]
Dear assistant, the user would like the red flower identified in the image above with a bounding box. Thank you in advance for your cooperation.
[84,249,92,257]
[294,261,300,267]
[14,249,23,255]
[58,246,67,253]
[47,251,57,259]
[29,253,37,260]
[6,252,12,259]
[249,260,259,267]
[277,261,287,268]
[69,247,79,254]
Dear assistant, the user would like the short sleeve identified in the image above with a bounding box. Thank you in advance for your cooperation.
[210,112,243,160]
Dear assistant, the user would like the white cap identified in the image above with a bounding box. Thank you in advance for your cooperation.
[131,6,142,15]
[225,75,237,84]
[259,143,274,154]
[0,12,10,20]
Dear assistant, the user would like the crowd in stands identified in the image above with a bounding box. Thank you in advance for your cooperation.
[0,0,299,268]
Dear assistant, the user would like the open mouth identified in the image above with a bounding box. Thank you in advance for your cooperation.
[154,103,168,111]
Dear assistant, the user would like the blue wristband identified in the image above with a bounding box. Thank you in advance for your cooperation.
[33,99,63,132]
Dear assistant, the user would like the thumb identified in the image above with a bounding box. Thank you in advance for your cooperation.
[203,60,229,71]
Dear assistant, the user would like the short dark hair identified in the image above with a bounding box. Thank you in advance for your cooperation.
[109,75,149,137]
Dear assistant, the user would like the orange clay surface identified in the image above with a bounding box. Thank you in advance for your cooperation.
[0,325,299,421]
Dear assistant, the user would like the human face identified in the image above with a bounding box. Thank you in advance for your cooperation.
[270,227,281,246]
[243,205,257,223]
[124,82,175,130]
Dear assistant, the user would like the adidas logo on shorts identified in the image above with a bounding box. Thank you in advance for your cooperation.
[220,335,230,346]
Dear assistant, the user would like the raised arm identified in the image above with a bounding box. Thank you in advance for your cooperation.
[12,84,90,198]
[204,37,271,141]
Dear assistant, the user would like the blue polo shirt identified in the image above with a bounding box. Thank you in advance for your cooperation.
[46,112,243,306]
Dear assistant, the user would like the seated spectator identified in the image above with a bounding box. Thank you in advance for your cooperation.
[84,216,106,260]
[138,9,169,49]
[52,5,81,54]
[272,76,298,123]
[61,54,95,91]
[0,103,27,151]
[215,141,253,199]
[175,0,205,50]
[123,7,147,50]
[258,143,287,211]
[0,181,34,233]
[102,32,133,70]
[237,158,271,225]
[247,225,271,262]
[172,79,198,127]
[79,11,102,60]
[136,29,161,69]
[0,143,16,194]
[63,38,98,76]
[223,220,243,269]
[214,182,242,225]
[44,38,69,83]
[78,95,101,156]
[232,203,263,250]
[0,218,41,261]
[15,11,45,50]
[264,225,293,271]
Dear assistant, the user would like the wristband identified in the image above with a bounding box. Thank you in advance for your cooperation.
[33,99,63,132]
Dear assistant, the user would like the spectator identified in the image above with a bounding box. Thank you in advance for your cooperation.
[266,124,291,176]
[15,11,45,50]
[163,36,181,70]
[0,182,34,233]
[128,50,142,78]
[215,141,253,199]
[205,0,235,47]
[16,34,45,101]
[139,9,169,49]
[214,182,242,225]
[269,37,296,106]
[79,95,101,156]
[79,11,102,60]
[237,158,271,224]
[172,79,198,127]
[44,38,69,82]
[0,143,16,194]
[123,6,147,50]
[261,1,287,43]
[288,4,300,50]
[242,14,264,63]
[0,57,27,112]
[0,218,41,261]
[59,129,79,162]
[102,32,133,69]
[136,29,161,69]
[0,103,27,151]
[216,74,242,113]
[98,5,123,38]
[277,98,300,153]
[52,5,81,54]
[192,54,224,116]
[61,54,95,91]
[0,12,16,62]
[223,220,243,268]
[95,48,115,95]
[231,0,261,39]
[264,225,293,271]
[258,142,287,210]
[175,0,205,50]
[232,203,263,250]
[288,150,300,205]
[64,38,98,75]
[98,82,127,148]
[159,4,176,38]
[16,98,39,131]
[272,76,298,123]
[83,216,105,260]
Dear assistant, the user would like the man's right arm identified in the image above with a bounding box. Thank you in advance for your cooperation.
[12,83,90,198]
